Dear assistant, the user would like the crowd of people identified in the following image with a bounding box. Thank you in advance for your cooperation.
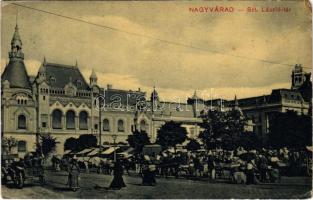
[51,146,311,191]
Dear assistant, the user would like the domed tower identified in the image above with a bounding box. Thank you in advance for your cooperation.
[2,24,31,89]
[1,23,37,153]
[150,86,159,111]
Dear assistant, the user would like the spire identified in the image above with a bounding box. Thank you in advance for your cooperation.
[90,69,97,86]
[2,23,31,89]
[90,69,97,79]
[11,24,22,48]
[234,95,239,107]
[75,60,78,67]
[151,86,159,99]
[9,22,24,61]
[192,90,198,99]
[151,86,159,111]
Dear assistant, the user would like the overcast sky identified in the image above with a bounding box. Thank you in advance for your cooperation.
[1,1,312,101]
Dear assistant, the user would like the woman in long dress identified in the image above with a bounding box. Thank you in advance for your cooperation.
[109,159,126,190]
[68,159,80,191]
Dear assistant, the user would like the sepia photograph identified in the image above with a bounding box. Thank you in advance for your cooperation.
[1,1,312,199]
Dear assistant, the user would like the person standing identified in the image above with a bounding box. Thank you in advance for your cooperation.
[68,158,80,191]
[246,160,255,185]
[109,159,126,190]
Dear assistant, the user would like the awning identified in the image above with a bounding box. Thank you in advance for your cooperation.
[87,148,101,156]
[77,157,90,162]
[118,147,134,155]
[306,146,313,152]
[118,147,135,158]
[63,150,72,155]
[101,147,120,155]
[76,148,94,155]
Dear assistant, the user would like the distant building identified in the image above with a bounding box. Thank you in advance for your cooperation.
[188,64,311,139]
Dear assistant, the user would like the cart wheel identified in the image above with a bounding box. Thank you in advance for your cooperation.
[15,173,24,189]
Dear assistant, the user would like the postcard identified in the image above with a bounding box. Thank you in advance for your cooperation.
[1,1,312,199]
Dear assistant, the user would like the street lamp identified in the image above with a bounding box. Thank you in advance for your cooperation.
[111,134,117,162]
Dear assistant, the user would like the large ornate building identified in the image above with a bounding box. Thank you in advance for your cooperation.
[1,25,203,156]
[1,25,311,156]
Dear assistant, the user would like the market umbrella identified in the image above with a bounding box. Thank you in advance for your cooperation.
[238,152,256,161]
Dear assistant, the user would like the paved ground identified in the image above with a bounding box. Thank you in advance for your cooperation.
[2,170,312,199]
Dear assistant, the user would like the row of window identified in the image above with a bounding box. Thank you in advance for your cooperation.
[50,76,83,87]
[17,112,148,133]
[17,99,27,105]
[40,88,91,97]
[52,109,88,129]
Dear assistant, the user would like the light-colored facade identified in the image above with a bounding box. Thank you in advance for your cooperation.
[1,25,311,157]
[1,25,202,156]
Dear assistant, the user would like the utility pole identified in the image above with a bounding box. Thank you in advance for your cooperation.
[98,94,102,153]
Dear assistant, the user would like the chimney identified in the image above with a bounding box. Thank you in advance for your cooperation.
[107,84,112,90]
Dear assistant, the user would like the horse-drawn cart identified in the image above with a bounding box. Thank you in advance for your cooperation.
[2,156,45,189]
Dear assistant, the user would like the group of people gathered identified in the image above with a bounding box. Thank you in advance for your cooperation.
[53,146,310,191]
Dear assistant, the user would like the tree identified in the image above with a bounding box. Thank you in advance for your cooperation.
[186,138,201,152]
[64,137,78,151]
[268,111,312,149]
[77,134,97,151]
[127,130,150,153]
[37,134,59,157]
[239,132,263,150]
[156,121,187,151]
[199,109,247,150]
[2,136,18,154]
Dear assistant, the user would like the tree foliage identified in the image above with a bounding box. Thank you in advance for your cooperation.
[64,137,78,151]
[268,111,312,149]
[156,121,187,150]
[186,138,201,152]
[37,134,59,157]
[77,134,98,151]
[63,134,98,152]
[127,130,150,153]
[2,136,18,153]
[199,109,247,150]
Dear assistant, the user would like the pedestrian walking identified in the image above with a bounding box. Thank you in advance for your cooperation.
[109,159,126,190]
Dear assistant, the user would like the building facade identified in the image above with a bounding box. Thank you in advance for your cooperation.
[1,25,202,156]
[1,25,311,156]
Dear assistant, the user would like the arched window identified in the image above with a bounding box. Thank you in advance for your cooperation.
[103,119,110,131]
[79,111,88,130]
[52,109,62,129]
[117,119,124,132]
[66,110,75,129]
[18,141,27,152]
[140,120,146,132]
[18,115,26,129]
